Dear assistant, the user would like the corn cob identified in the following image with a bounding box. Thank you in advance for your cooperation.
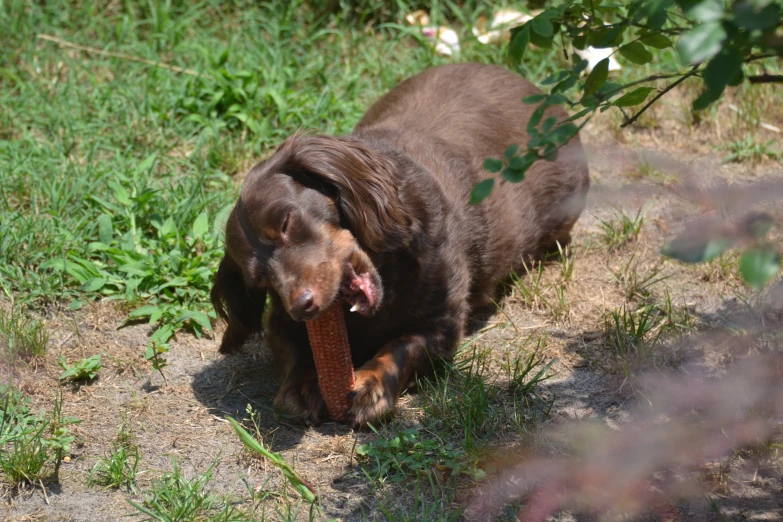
[305,303,355,421]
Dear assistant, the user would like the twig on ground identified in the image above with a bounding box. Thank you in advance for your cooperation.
[36,34,200,77]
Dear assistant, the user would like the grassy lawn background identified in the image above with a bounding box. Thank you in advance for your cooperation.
[2,1,783,521]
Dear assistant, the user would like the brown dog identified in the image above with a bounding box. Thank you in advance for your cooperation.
[211,63,589,427]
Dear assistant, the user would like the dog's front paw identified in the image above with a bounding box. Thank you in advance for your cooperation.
[273,370,328,426]
[346,367,397,428]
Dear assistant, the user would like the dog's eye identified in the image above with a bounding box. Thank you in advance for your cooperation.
[280,211,292,239]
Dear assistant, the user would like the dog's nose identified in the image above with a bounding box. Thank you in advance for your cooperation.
[289,288,318,320]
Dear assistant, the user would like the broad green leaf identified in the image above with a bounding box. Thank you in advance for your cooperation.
[692,87,722,110]
[134,153,158,175]
[527,105,547,134]
[541,116,558,132]
[682,0,724,22]
[173,310,212,332]
[739,245,781,291]
[552,75,577,94]
[97,214,113,245]
[470,179,495,204]
[614,87,656,107]
[483,158,503,173]
[661,235,733,263]
[550,123,579,144]
[212,202,234,244]
[677,22,726,64]
[732,2,781,30]
[228,417,317,502]
[522,94,546,105]
[108,181,131,207]
[503,145,519,160]
[639,33,673,49]
[595,25,626,48]
[531,16,554,37]
[81,277,107,292]
[502,167,525,183]
[149,307,163,325]
[529,26,554,48]
[191,212,209,240]
[541,71,570,85]
[618,42,653,64]
[703,47,744,96]
[545,94,570,106]
[509,26,531,62]
[565,106,596,122]
[128,304,160,319]
[150,324,174,344]
[583,58,610,96]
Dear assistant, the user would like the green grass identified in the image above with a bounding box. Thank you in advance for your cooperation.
[418,337,554,452]
[597,207,645,252]
[89,423,140,491]
[0,385,80,487]
[0,0,566,359]
[1,0,569,516]
[129,457,251,522]
[0,307,49,365]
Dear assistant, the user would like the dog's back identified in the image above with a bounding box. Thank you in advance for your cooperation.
[355,63,589,304]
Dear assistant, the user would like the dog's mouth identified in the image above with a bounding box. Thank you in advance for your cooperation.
[338,262,379,315]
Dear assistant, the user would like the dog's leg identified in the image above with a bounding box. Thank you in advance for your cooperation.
[347,328,458,427]
[273,365,328,426]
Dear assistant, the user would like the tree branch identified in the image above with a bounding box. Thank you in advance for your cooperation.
[748,74,783,84]
[620,65,700,128]
[36,34,200,77]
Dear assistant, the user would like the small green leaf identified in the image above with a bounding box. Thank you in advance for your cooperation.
[661,235,733,263]
[150,324,174,344]
[614,87,655,107]
[108,181,132,207]
[541,116,558,132]
[81,277,107,292]
[509,26,531,62]
[522,94,546,104]
[470,179,495,204]
[739,245,781,291]
[128,304,160,319]
[191,212,209,240]
[503,145,519,160]
[618,42,653,64]
[212,202,235,243]
[483,158,503,173]
[502,167,525,183]
[97,214,113,245]
[677,22,726,64]
[531,16,554,38]
[703,47,744,96]
[732,2,781,30]
[683,0,724,23]
[692,87,722,110]
[134,153,158,175]
[527,105,546,134]
[583,58,610,96]
[639,33,673,49]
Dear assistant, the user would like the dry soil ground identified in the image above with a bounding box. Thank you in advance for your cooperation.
[2,86,783,521]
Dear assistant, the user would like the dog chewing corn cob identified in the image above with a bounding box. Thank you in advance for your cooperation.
[305,303,355,421]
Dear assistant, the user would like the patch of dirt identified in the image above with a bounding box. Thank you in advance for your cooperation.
[3,90,783,522]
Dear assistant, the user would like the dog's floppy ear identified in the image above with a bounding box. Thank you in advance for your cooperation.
[286,134,411,251]
[210,255,266,354]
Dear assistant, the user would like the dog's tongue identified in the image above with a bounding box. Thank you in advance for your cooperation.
[345,264,377,314]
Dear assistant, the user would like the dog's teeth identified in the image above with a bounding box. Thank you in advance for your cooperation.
[349,303,359,313]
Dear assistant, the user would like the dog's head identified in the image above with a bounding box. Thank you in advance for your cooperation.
[211,133,411,353]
